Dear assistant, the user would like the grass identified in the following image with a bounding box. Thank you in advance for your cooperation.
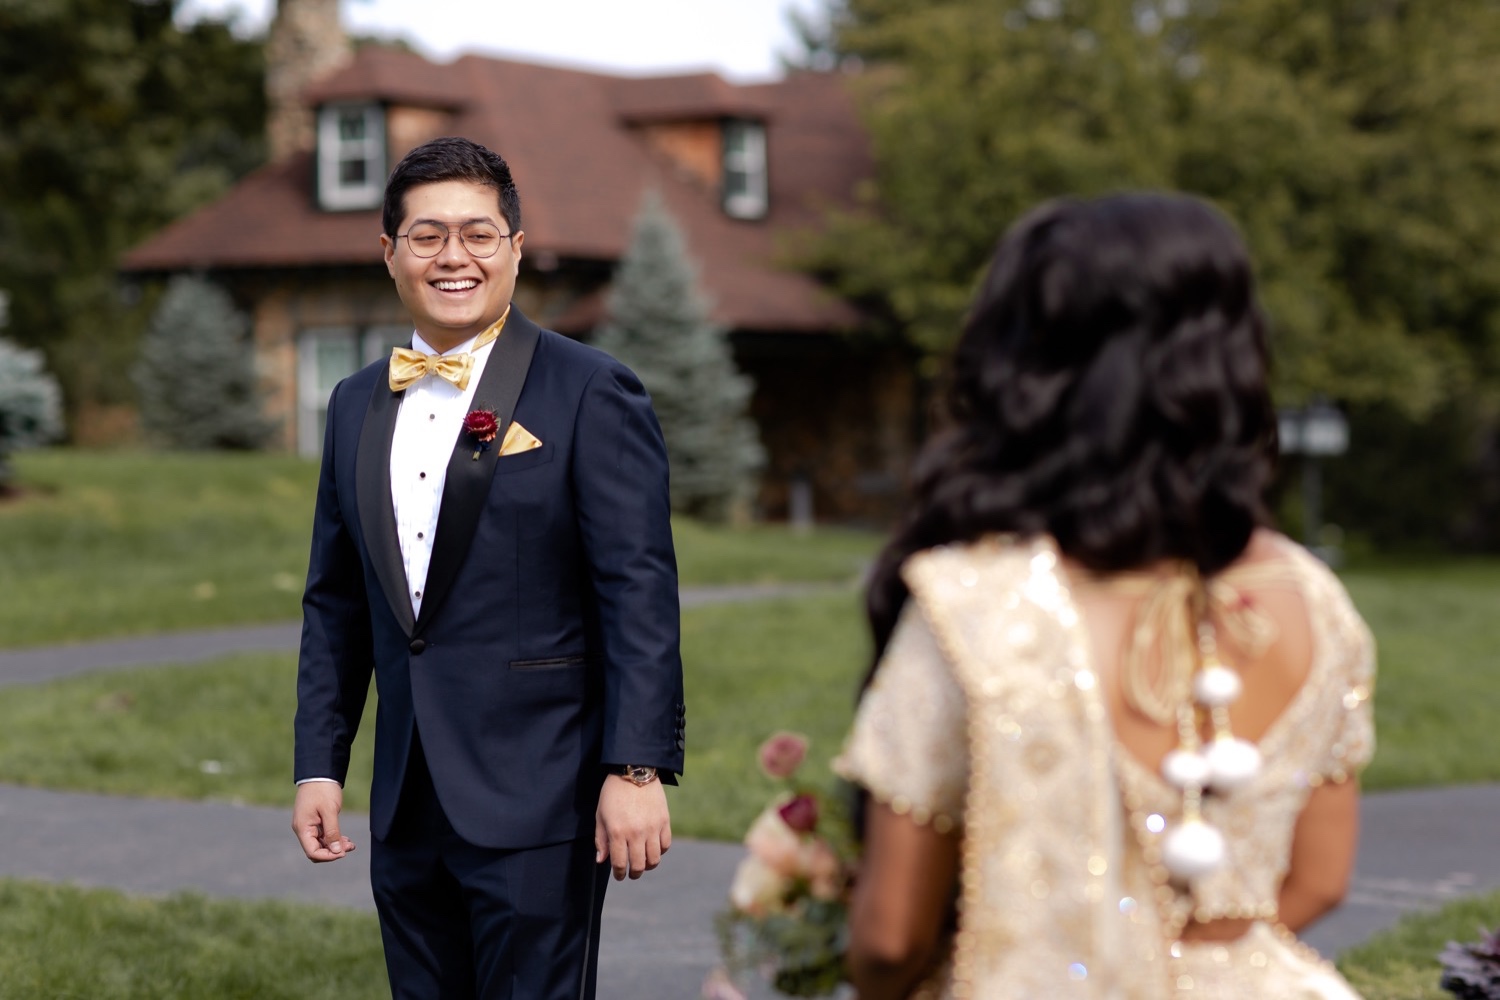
[1344,561,1500,791]
[2,562,1499,828]
[0,450,318,648]
[0,876,1490,999]
[1338,889,1500,1000]
[0,449,878,649]
[0,593,870,838]
[0,879,385,999]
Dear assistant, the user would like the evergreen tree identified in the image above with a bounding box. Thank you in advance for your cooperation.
[0,338,64,491]
[594,193,765,521]
[0,0,266,417]
[132,275,275,450]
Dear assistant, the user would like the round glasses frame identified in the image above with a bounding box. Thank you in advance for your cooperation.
[396,222,515,259]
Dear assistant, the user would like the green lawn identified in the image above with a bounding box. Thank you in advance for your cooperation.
[0,875,1489,999]
[0,449,877,648]
[0,593,869,839]
[1344,561,1500,792]
[0,880,385,1000]
[0,560,1498,832]
[1338,889,1500,1000]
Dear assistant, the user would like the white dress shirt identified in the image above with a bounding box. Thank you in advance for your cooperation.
[389,328,496,619]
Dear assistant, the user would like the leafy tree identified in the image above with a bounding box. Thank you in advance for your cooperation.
[0,338,64,491]
[0,0,265,420]
[804,0,1500,415]
[594,192,765,521]
[133,275,275,450]
[800,0,1500,546]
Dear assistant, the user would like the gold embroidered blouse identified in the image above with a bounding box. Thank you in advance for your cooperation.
[836,534,1375,998]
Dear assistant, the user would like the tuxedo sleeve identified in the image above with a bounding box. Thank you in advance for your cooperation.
[293,378,375,785]
[572,361,686,780]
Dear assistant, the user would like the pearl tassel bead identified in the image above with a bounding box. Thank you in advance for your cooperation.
[1161,819,1227,880]
[1193,664,1243,707]
[1161,749,1212,790]
[1206,736,1263,791]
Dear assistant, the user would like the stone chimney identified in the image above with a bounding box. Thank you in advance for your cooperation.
[265,0,351,161]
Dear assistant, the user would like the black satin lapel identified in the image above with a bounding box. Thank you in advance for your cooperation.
[356,367,416,637]
[415,312,542,636]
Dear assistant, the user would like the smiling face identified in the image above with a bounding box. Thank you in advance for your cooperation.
[380,179,524,353]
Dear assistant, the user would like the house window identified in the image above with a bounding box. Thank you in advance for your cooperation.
[722,119,768,220]
[317,104,386,211]
[296,325,409,455]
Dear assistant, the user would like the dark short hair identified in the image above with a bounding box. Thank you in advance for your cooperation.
[866,192,1277,665]
[382,136,522,237]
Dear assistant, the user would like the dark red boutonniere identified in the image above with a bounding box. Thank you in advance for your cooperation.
[463,408,499,460]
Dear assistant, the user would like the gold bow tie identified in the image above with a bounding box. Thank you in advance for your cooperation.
[387,308,511,393]
[388,348,474,392]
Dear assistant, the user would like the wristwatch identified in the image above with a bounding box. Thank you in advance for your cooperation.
[610,764,659,786]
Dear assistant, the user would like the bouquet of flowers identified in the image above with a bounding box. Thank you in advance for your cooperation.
[704,732,855,999]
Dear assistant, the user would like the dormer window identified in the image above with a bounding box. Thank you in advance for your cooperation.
[317,103,385,211]
[722,119,768,220]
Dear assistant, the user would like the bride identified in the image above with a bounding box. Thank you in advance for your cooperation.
[837,193,1373,998]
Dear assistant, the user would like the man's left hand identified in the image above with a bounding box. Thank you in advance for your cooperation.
[595,775,671,881]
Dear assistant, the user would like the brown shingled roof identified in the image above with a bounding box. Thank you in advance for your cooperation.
[122,48,869,333]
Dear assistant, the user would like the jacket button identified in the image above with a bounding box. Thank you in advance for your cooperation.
[409,639,427,654]
[676,738,685,751]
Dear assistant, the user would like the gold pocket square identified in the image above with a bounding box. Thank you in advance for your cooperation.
[498,421,543,456]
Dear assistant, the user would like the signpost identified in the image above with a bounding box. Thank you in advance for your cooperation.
[1277,399,1350,563]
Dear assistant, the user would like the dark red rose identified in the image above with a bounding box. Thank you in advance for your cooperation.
[464,409,499,443]
[777,793,819,834]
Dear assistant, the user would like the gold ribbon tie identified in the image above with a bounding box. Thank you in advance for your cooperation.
[387,307,510,393]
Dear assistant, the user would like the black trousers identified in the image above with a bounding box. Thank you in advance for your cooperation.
[369,732,609,1000]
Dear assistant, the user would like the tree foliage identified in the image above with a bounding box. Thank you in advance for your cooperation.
[594,193,765,521]
[805,0,1500,419]
[0,0,265,416]
[133,275,275,450]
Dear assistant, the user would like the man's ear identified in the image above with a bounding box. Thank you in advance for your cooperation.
[380,233,396,277]
[511,230,524,274]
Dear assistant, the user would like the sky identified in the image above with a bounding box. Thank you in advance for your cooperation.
[176,0,826,81]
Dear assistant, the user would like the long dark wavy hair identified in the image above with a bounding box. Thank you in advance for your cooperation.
[866,193,1278,674]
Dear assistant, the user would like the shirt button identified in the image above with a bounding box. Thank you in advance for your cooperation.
[419,471,426,479]
[429,413,435,420]
[414,590,422,598]
[417,531,424,540]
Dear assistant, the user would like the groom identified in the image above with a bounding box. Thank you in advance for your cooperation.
[291,136,685,999]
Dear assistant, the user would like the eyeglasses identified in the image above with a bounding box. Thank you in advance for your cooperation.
[397,222,514,259]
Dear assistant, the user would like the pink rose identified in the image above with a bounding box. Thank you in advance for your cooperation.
[745,804,803,876]
[800,838,847,901]
[777,793,819,834]
[757,731,808,779]
[729,854,788,918]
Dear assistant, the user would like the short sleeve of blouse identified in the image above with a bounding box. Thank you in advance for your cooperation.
[1321,581,1377,780]
[1332,590,1374,779]
[834,601,968,831]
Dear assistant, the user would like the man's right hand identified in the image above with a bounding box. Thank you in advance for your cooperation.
[292,781,356,862]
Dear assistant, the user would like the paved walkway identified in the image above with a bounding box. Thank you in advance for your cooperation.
[1,605,1497,997]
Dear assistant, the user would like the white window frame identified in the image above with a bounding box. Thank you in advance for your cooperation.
[722,119,769,220]
[296,325,410,456]
[317,103,386,211]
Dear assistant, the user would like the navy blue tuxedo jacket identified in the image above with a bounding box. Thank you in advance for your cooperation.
[294,308,685,850]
